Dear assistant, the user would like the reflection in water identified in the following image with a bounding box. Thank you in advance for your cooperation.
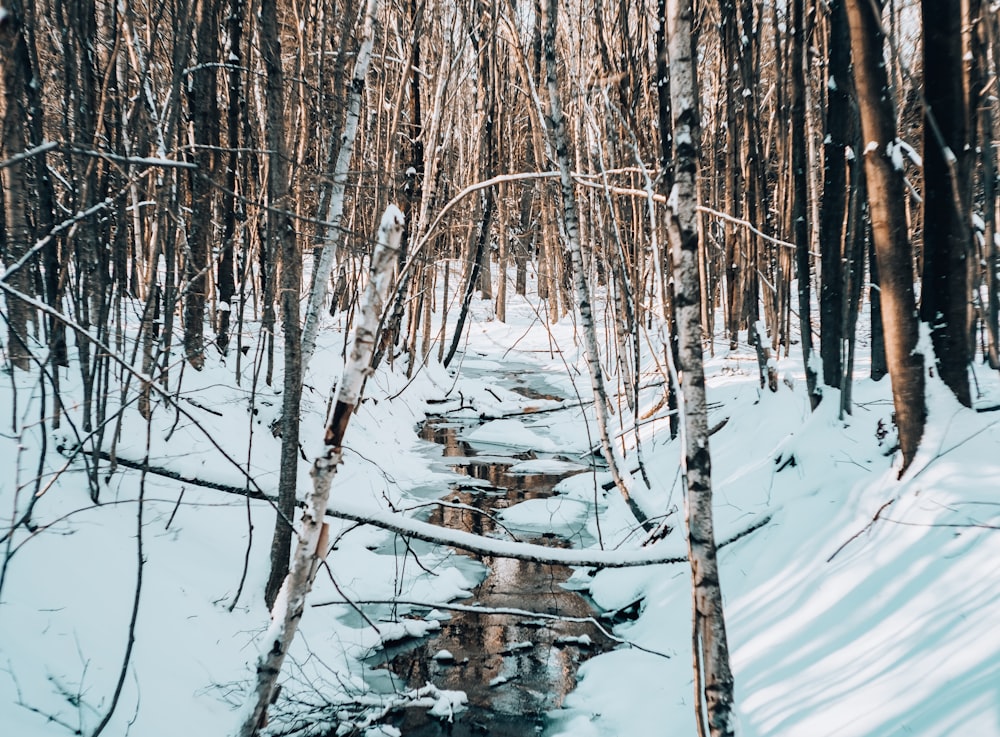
[376,419,615,736]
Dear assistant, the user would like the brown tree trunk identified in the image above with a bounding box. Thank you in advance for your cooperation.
[920,0,972,406]
[185,0,222,369]
[262,0,304,610]
[0,3,35,371]
[216,0,243,354]
[792,0,820,408]
[847,0,925,471]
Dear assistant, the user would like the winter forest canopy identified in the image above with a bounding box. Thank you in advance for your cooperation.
[2,0,1000,735]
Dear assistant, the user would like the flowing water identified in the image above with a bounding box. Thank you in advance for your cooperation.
[371,413,617,736]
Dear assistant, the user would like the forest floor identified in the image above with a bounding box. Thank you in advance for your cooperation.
[2,266,1000,736]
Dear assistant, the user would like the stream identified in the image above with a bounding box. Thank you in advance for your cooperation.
[370,387,617,735]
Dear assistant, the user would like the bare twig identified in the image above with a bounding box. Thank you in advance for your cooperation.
[827,499,895,563]
[90,426,149,737]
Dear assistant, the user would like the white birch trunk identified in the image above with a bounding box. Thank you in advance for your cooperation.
[300,0,379,372]
[542,0,650,529]
[665,0,736,735]
[236,206,405,737]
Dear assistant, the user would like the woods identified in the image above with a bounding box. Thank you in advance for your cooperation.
[3,0,989,436]
[2,0,999,734]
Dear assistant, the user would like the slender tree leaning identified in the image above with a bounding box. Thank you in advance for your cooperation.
[300,0,379,372]
[237,206,405,737]
[665,0,736,734]
[541,0,651,531]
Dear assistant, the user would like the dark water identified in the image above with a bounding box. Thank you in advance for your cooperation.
[374,419,615,736]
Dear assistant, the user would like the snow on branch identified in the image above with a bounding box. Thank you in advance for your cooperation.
[324,498,773,569]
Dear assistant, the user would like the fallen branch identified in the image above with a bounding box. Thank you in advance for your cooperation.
[327,497,686,567]
[94,451,270,500]
[93,451,773,568]
[709,417,730,436]
[718,512,773,547]
[325,498,774,569]
[826,499,894,562]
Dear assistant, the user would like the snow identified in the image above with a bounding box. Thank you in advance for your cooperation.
[497,496,590,532]
[507,458,589,474]
[895,137,923,167]
[3,259,1000,737]
[376,618,441,645]
[500,641,534,653]
[555,634,592,647]
[463,418,560,452]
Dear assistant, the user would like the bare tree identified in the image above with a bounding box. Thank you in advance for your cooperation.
[665,0,736,733]
[846,0,925,471]
[792,0,820,408]
[920,0,972,407]
[542,0,651,529]
[0,1,35,371]
[238,206,404,737]
[184,0,222,369]
[261,0,305,611]
[300,0,379,372]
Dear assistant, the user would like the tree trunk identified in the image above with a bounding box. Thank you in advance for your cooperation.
[920,0,972,406]
[792,0,820,408]
[543,0,650,528]
[238,207,405,737]
[972,3,1000,369]
[665,0,736,733]
[261,0,304,611]
[819,0,852,389]
[443,0,498,368]
[216,0,244,354]
[0,2,35,371]
[846,0,925,471]
[184,0,221,370]
[300,0,378,372]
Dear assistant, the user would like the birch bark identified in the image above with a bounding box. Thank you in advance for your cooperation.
[236,206,404,737]
[665,0,736,733]
[542,0,650,529]
[300,0,378,372]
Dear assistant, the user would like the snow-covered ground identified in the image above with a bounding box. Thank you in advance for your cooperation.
[2,263,1000,736]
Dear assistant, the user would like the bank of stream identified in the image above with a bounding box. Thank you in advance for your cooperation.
[371,388,618,735]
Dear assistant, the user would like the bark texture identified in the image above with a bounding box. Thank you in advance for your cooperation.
[665,0,736,734]
[920,0,972,406]
[542,0,651,529]
[237,206,404,737]
[261,0,305,610]
[300,0,378,371]
[0,2,34,370]
[846,0,925,471]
